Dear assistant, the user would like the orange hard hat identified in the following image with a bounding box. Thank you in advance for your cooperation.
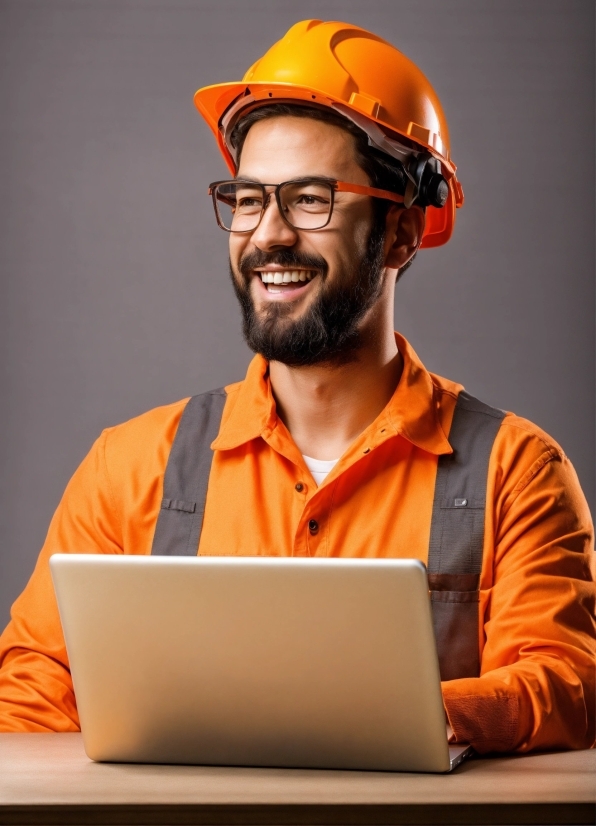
[194,19,464,248]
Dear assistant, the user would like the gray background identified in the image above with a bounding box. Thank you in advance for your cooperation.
[1,0,594,626]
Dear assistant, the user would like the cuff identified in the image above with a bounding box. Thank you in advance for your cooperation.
[442,677,520,753]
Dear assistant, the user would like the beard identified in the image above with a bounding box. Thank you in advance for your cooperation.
[230,219,387,367]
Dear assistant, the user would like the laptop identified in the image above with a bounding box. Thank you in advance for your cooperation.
[50,554,472,772]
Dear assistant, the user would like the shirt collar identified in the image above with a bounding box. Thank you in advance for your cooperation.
[212,332,453,456]
[385,332,453,455]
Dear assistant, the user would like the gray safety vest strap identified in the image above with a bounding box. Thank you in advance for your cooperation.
[151,386,505,682]
[151,389,226,557]
[427,390,505,680]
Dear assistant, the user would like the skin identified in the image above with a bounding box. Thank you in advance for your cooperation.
[229,116,425,461]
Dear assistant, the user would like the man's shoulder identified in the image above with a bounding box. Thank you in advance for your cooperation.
[93,393,224,505]
[101,397,191,453]
[492,411,568,503]
[99,382,244,460]
[428,370,568,496]
[429,370,564,456]
[499,411,564,457]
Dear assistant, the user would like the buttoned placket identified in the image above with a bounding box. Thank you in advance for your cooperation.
[286,419,399,557]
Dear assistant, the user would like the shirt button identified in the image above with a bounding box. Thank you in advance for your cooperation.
[295,482,304,492]
[308,519,319,535]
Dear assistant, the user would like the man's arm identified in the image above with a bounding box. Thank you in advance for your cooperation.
[0,431,123,731]
[443,433,595,753]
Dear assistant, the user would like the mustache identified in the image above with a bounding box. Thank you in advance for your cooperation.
[238,249,328,279]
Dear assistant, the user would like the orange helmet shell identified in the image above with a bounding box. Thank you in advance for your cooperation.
[194,20,464,248]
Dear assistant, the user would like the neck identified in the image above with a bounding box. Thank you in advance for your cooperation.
[270,310,401,461]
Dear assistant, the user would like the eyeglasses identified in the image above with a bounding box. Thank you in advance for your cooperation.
[207,178,404,233]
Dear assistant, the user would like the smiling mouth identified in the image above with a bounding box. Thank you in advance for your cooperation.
[257,270,318,293]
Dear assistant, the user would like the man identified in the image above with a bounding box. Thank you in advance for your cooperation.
[0,20,594,753]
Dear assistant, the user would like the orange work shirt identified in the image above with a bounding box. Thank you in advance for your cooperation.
[0,333,594,752]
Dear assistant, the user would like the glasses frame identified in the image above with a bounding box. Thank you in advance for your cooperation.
[207,178,405,233]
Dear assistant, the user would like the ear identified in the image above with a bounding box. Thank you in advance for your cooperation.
[383,205,425,270]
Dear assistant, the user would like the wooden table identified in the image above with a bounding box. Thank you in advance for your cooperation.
[0,734,594,825]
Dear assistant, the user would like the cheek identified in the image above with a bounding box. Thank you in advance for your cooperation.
[335,201,374,246]
[352,223,372,256]
[229,234,241,257]
[329,215,373,273]
[229,235,246,274]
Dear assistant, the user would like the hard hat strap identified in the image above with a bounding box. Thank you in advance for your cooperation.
[332,103,439,209]
[331,102,419,176]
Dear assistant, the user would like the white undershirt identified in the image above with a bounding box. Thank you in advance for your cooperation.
[302,454,340,487]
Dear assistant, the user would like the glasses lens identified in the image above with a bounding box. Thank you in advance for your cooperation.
[279,181,333,229]
[214,182,264,232]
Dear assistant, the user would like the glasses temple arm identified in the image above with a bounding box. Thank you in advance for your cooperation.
[334,182,404,204]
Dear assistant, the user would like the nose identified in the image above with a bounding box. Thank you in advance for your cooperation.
[249,192,298,251]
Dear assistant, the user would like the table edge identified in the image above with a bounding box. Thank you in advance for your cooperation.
[0,801,593,826]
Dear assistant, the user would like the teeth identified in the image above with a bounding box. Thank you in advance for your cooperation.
[259,270,317,285]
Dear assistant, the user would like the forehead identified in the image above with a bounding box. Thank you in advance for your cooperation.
[236,116,368,184]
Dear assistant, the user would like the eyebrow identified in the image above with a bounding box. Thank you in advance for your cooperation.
[233,175,337,184]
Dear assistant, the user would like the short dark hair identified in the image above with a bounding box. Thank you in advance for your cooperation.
[229,103,418,280]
